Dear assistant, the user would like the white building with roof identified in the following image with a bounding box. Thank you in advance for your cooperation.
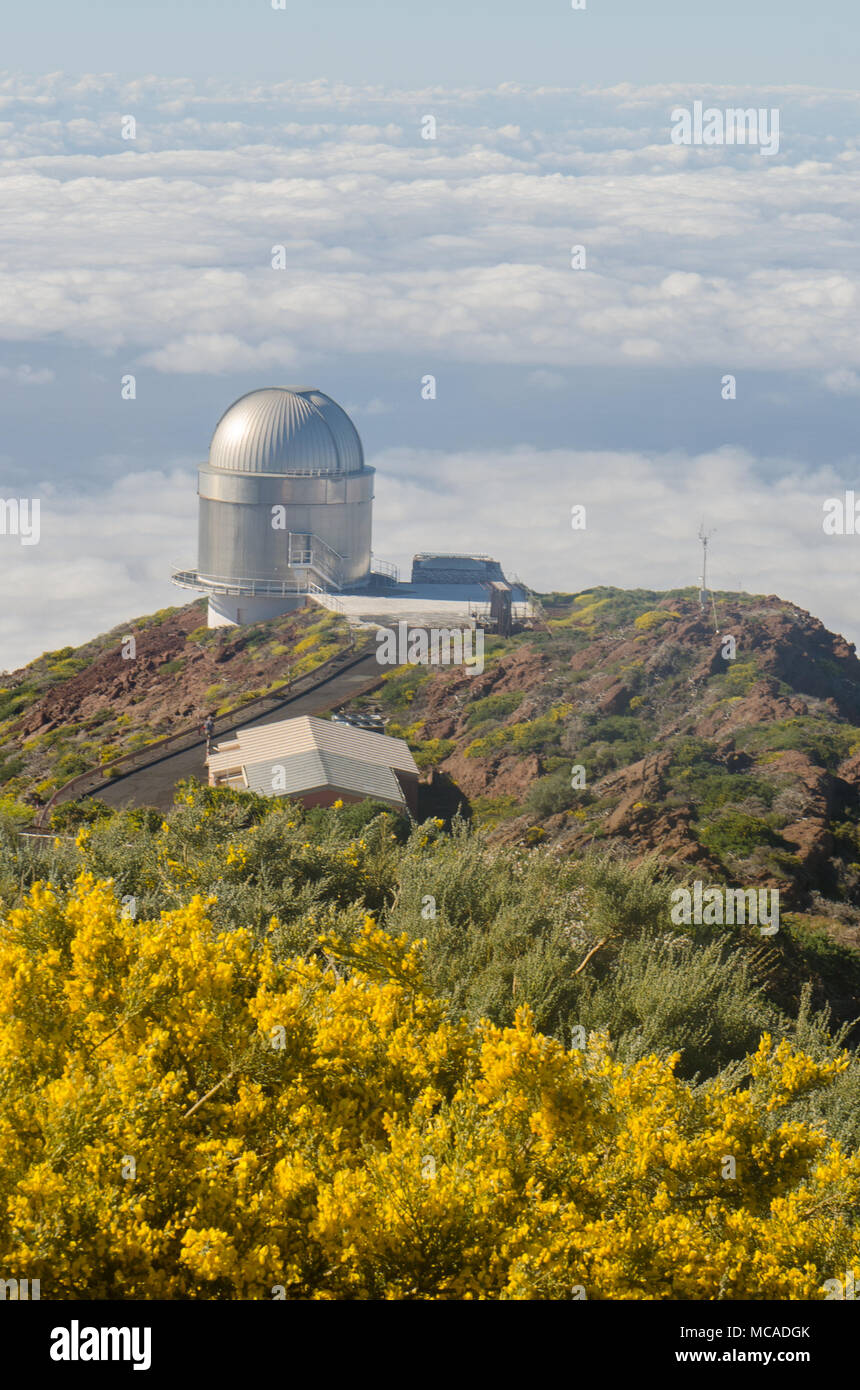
[207,714,419,814]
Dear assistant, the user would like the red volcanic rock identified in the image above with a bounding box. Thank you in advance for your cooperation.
[409,594,860,904]
[595,681,631,716]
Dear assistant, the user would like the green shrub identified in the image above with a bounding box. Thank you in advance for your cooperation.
[526,768,580,817]
[587,714,650,745]
[378,667,431,710]
[465,691,524,727]
[737,717,860,771]
[470,794,522,827]
[0,754,24,785]
[56,752,92,780]
[0,794,33,828]
[577,935,776,1078]
[716,659,759,698]
[0,687,39,723]
[466,705,571,759]
[669,737,719,771]
[692,772,774,812]
[697,811,786,859]
[48,798,114,831]
[46,658,88,680]
[0,786,857,1149]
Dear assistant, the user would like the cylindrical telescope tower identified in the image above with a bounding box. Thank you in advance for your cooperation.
[171,387,374,627]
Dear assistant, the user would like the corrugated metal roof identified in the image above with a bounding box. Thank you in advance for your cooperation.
[209,714,418,777]
[208,388,364,476]
[243,749,405,805]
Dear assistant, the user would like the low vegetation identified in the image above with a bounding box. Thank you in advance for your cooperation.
[0,788,858,1298]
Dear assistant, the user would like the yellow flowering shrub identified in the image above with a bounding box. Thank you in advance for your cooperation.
[465,704,573,759]
[634,609,680,631]
[0,875,857,1300]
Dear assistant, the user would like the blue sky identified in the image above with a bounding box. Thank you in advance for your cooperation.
[9,2,860,87]
[1,5,860,668]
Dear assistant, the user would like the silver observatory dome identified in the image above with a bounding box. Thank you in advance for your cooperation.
[208,387,365,476]
[173,385,374,628]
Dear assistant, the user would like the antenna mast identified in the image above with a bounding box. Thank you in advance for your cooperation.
[698,522,716,610]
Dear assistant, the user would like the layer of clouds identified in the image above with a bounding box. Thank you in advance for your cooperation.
[0,76,858,374]
[1,446,856,672]
[372,447,856,654]
[0,470,196,673]
[1,75,857,670]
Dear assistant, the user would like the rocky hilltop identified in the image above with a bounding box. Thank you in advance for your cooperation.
[4,584,860,953]
[369,588,860,942]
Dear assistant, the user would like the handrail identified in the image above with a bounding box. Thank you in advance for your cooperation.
[467,600,532,619]
[287,533,347,590]
[308,586,346,616]
[507,578,547,631]
[171,568,323,597]
[34,634,376,827]
[371,557,399,582]
[172,541,347,596]
[288,532,347,564]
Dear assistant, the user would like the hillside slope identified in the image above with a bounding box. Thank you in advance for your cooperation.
[6,583,860,953]
[0,600,352,809]
[2,584,860,1034]
[361,587,860,941]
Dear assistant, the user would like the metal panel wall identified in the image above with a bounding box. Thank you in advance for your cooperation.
[197,466,374,584]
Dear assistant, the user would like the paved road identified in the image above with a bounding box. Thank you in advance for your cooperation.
[92,653,384,813]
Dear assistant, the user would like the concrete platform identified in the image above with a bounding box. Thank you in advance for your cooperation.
[317,582,532,628]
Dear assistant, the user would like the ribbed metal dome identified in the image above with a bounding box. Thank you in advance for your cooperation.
[208,387,364,475]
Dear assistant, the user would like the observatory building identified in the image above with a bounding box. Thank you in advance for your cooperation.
[171,387,374,627]
[173,384,530,631]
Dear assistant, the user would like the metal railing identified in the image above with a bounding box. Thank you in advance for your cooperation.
[289,532,346,567]
[413,553,496,562]
[171,568,316,598]
[308,586,346,615]
[172,533,349,597]
[468,600,533,622]
[371,557,399,583]
[287,533,346,590]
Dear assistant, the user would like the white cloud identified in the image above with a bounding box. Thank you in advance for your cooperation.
[139,333,300,375]
[1,443,857,672]
[822,367,860,396]
[0,77,857,374]
[0,468,196,673]
[370,443,860,649]
[0,364,55,385]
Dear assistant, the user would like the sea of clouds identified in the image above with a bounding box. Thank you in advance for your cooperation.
[1,75,859,668]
